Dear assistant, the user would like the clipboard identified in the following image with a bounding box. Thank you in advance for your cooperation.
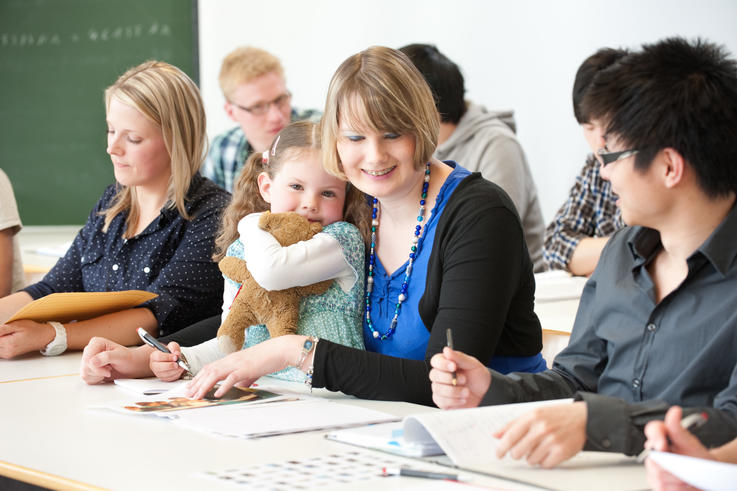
[6,290,158,323]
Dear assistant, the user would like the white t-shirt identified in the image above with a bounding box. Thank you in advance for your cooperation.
[0,169,24,292]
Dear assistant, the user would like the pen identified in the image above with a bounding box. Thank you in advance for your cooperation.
[637,411,708,463]
[446,328,457,386]
[382,466,469,482]
[137,327,191,373]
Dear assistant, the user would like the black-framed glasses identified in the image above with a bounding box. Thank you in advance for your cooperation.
[597,147,639,166]
[230,91,291,116]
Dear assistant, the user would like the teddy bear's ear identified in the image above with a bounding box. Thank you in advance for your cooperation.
[258,211,272,230]
[310,221,323,235]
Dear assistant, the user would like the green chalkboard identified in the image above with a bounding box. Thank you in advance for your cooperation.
[0,0,198,225]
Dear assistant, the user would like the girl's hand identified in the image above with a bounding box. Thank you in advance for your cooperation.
[149,341,186,381]
[185,335,301,399]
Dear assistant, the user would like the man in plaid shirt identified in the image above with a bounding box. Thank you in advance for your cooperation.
[202,47,319,192]
[543,48,627,276]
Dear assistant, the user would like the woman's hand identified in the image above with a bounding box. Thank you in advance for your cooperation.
[429,347,491,409]
[0,320,55,359]
[185,335,302,399]
[149,342,186,381]
[80,338,154,384]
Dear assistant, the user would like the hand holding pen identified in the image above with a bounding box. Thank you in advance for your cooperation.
[137,327,192,380]
[639,407,709,462]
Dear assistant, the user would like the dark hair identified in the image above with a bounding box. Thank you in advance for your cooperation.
[572,48,629,124]
[582,37,737,198]
[399,43,466,124]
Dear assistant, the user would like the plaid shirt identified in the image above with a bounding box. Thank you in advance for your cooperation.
[543,153,623,270]
[202,108,321,192]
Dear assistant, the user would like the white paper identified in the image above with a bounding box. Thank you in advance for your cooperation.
[648,450,737,491]
[114,378,188,396]
[534,270,587,302]
[174,399,399,438]
[404,399,574,470]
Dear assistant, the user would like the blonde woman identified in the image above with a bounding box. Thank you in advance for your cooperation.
[0,61,229,359]
[184,46,544,405]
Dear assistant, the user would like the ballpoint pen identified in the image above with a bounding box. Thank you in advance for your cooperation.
[446,328,457,386]
[637,411,708,463]
[137,327,191,374]
[382,466,470,482]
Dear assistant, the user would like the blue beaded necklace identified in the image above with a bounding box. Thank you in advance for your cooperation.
[365,162,431,340]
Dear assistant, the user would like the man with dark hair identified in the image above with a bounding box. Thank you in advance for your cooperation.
[400,44,545,271]
[543,48,628,276]
[429,37,737,468]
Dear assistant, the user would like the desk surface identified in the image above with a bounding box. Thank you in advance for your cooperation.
[0,353,647,491]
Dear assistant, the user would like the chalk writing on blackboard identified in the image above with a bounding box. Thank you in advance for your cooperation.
[0,22,171,48]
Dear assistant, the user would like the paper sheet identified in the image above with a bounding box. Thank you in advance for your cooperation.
[174,399,399,438]
[649,450,737,491]
[404,399,574,470]
[6,290,158,323]
[114,378,188,396]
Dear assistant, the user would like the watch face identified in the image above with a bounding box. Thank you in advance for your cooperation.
[304,339,314,350]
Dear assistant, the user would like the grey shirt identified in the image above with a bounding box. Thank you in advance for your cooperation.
[482,203,737,455]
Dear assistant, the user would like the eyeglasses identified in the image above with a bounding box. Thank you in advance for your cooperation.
[230,91,291,116]
[597,147,639,166]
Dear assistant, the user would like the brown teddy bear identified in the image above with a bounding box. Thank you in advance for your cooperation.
[216,211,333,353]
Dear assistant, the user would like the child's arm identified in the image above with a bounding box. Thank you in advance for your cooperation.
[238,213,356,292]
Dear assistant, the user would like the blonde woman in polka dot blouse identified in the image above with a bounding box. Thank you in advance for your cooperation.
[0,61,229,360]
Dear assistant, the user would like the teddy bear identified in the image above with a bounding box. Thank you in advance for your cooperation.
[215,211,334,354]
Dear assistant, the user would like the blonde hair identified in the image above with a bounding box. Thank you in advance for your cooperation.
[321,46,439,179]
[213,121,371,261]
[102,60,207,236]
[218,46,284,101]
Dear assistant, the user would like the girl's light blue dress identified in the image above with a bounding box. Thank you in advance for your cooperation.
[225,221,365,381]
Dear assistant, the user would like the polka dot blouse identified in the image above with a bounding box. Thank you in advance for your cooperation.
[23,174,231,336]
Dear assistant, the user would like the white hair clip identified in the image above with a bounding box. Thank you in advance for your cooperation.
[272,135,280,156]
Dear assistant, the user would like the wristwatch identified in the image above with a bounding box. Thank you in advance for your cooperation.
[40,321,68,356]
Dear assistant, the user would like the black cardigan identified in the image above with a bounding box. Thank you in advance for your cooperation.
[313,173,542,406]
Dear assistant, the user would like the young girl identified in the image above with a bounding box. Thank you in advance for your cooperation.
[148,120,369,382]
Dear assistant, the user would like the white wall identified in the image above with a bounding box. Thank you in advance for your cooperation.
[198,0,737,223]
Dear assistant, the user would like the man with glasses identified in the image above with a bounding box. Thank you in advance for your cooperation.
[203,46,319,192]
[542,48,628,276]
[429,37,737,468]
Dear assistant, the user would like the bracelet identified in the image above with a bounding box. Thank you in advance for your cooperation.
[40,321,68,356]
[293,336,318,370]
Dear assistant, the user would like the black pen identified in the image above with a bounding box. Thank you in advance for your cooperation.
[637,411,708,463]
[382,466,469,482]
[137,327,191,373]
[446,328,457,386]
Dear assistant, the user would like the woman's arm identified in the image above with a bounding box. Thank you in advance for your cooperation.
[316,182,535,405]
[0,307,157,359]
[238,214,356,291]
[0,228,15,297]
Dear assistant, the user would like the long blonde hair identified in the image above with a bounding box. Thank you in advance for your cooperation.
[102,60,207,236]
[213,120,371,261]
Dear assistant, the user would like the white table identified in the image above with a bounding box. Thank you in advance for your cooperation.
[0,353,647,491]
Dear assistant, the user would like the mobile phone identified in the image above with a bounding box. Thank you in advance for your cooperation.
[137,327,190,372]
